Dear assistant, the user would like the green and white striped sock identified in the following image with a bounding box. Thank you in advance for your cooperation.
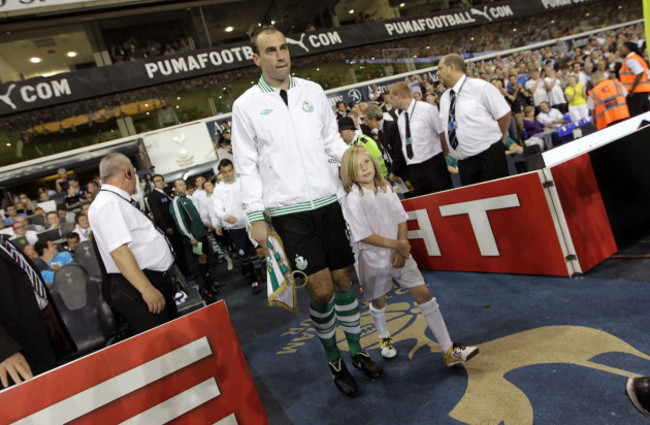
[334,291,362,356]
[310,296,341,362]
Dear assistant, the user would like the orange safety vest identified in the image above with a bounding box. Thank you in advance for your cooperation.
[619,53,650,93]
[588,79,630,130]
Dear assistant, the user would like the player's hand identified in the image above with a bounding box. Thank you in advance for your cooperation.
[141,286,166,314]
[391,252,407,268]
[191,238,198,246]
[251,221,269,256]
[0,353,33,388]
[226,216,237,224]
[395,239,411,258]
[215,227,223,236]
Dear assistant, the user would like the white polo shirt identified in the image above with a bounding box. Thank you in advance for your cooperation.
[89,184,174,274]
[439,74,511,160]
[396,99,445,165]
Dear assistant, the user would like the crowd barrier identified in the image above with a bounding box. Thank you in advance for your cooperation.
[0,302,267,425]
[404,111,650,276]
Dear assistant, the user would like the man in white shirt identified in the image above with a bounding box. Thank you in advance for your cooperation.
[438,53,511,186]
[89,153,177,335]
[390,81,452,195]
[10,218,38,246]
[537,101,566,128]
[525,68,550,108]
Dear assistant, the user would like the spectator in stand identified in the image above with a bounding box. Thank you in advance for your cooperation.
[86,180,100,200]
[37,191,51,203]
[523,105,550,147]
[64,175,86,209]
[335,101,348,120]
[537,101,566,128]
[565,74,590,122]
[45,212,60,230]
[66,232,80,255]
[33,240,74,287]
[54,168,68,193]
[544,66,567,113]
[10,218,38,246]
[17,194,35,215]
[571,62,589,86]
[22,244,39,261]
[3,205,26,226]
[525,68,550,109]
[506,74,530,143]
[72,213,91,242]
[592,59,610,84]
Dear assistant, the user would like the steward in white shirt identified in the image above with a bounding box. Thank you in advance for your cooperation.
[438,53,511,186]
[89,153,177,335]
[390,81,452,196]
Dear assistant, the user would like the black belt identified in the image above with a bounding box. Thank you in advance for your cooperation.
[108,265,174,279]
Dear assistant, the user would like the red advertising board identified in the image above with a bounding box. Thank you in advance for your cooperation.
[0,302,267,425]
[402,172,569,276]
[550,153,617,272]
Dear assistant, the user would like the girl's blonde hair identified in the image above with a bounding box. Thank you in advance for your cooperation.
[341,145,384,194]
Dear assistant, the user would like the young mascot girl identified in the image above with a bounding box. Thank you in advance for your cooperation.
[340,145,479,366]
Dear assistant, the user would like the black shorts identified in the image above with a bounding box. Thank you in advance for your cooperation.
[271,201,355,276]
[228,227,255,256]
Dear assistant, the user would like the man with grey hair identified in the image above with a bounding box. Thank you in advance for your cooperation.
[89,153,177,335]
[363,102,405,181]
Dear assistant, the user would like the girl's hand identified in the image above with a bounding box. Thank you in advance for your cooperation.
[396,240,411,258]
[391,252,407,268]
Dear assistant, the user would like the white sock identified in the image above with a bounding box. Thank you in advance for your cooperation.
[419,298,453,353]
[369,304,391,339]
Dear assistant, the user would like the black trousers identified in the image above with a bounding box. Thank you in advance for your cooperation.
[407,153,453,196]
[109,267,178,336]
[458,140,509,186]
[627,92,650,117]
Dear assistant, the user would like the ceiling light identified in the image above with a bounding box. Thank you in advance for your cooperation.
[271,20,276,25]
[30,57,41,63]
[400,2,406,7]
[66,51,77,57]
[225,26,234,32]
[348,9,354,14]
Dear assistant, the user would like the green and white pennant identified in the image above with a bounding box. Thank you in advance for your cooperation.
[266,230,298,312]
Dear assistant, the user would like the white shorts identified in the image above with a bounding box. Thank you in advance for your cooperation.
[357,249,424,301]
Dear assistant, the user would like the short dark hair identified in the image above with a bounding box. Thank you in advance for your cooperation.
[153,174,164,181]
[218,158,233,170]
[56,203,66,212]
[75,213,87,224]
[34,240,50,256]
[251,25,282,54]
[336,100,345,108]
[66,232,80,241]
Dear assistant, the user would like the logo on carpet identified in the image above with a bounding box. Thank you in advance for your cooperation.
[276,287,650,425]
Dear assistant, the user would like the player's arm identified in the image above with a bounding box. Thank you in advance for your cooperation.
[231,100,268,252]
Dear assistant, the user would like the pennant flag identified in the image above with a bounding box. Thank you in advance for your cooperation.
[266,230,298,312]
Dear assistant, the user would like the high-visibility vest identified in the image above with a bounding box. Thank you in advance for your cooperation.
[619,53,650,93]
[588,79,630,130]
[353,134,388,178]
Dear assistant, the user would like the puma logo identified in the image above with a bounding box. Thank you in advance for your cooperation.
[470,6,492,22]
[0,83,17,110]
[285,34,309,52]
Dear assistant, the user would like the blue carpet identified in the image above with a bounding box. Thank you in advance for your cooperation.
[239,270,650,424]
